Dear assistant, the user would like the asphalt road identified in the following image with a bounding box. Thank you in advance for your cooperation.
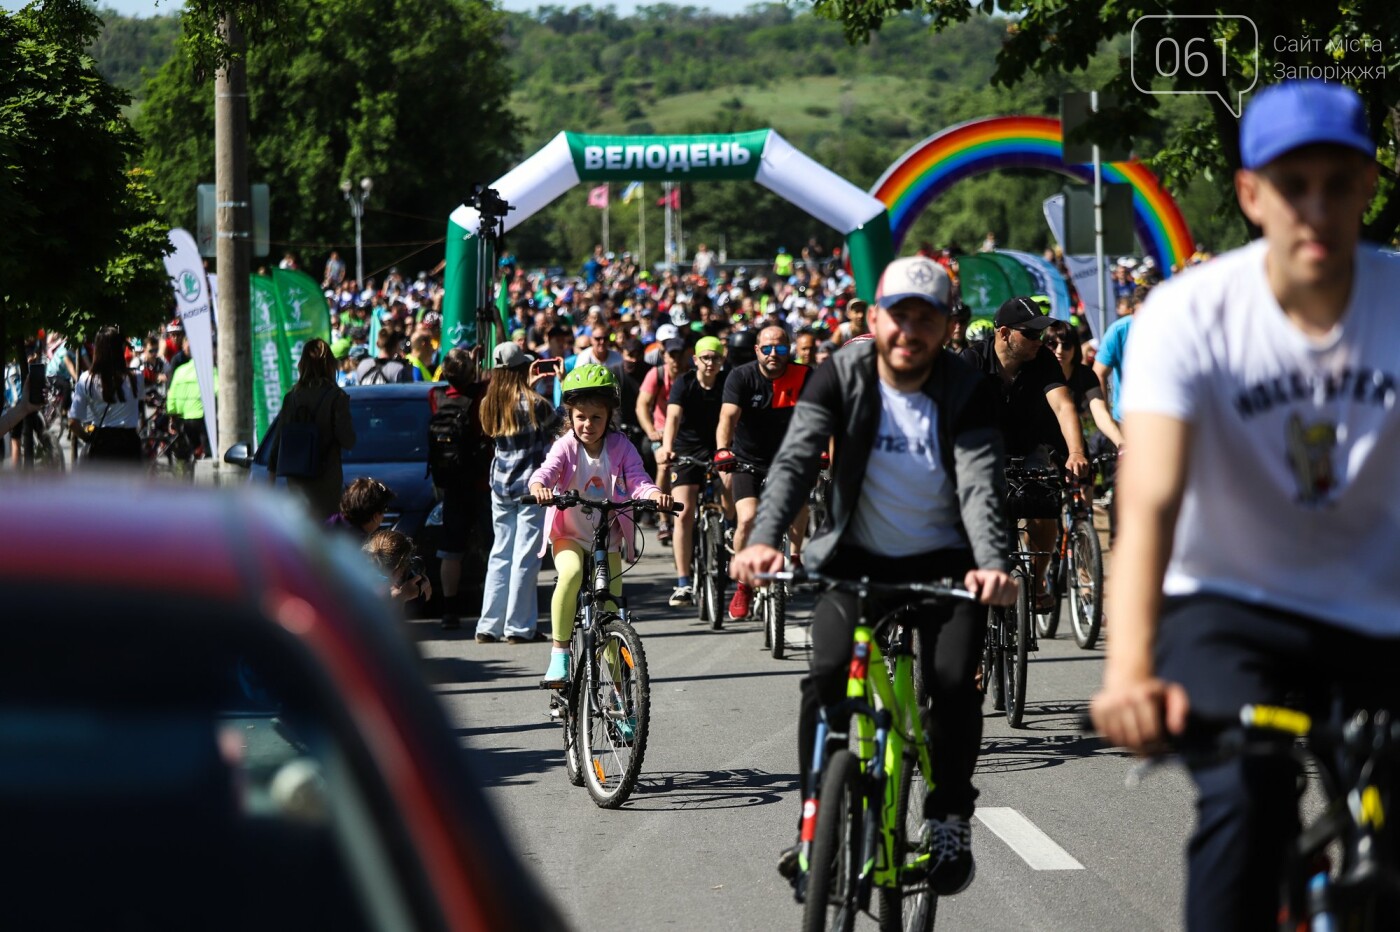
[414,529,1194,932]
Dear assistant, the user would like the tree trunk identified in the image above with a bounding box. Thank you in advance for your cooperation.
[215,10,252,461]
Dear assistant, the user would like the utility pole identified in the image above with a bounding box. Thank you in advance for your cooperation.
[215,10,252,462]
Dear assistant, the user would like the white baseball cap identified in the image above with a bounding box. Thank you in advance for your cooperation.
[875,256,951,312]
[655,323,679,342]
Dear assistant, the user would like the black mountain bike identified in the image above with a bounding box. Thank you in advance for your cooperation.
[730,460,791,657]
[1034,454,1108,649]
[522,490,678,808]
[672,453,729,629]
[1118,702,1400,930]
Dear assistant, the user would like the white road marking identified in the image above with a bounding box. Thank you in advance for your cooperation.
[975,807,1085,870]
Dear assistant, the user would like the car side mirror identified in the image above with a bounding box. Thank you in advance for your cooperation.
[223,442,253,468]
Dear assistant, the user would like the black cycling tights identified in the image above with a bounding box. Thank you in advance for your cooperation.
[796,545,984,826]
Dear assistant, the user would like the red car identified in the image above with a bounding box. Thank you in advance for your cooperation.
[0,479,563,932]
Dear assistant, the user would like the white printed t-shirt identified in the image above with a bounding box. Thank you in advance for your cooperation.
[1121,239,1400,636]
[849,380,967,558]
[559,443,616,547]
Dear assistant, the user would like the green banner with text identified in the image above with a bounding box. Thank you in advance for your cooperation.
[566,131,769,182]
[271,268,332,368]
[250,273,292,443]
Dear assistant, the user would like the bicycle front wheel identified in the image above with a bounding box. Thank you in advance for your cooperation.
[1003,570,1031,728]
[562,667,585,787]
[985,617,1005,712]
[770,582,787,660]
[1037,546,1063,639]
[1069,519,1104,650]
[802,749,863,932]
[577,617,650,808]
[877,756,937,932]
[705,520,725,630]
[695,516,711,625]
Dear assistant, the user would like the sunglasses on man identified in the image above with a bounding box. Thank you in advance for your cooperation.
[759,345,791,357]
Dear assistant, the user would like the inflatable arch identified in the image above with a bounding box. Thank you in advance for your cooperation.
[442,130,895,350]
[871,116,1195,274]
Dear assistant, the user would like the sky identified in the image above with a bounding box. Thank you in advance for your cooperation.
[1,0,770,17]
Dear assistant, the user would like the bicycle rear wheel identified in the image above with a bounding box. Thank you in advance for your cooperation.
[801,749,863,932]
[1037,547,1063,639]
[877,756,938,932]
[1069,519,1104,649]
[984,616,1005,712]
[1003,570,1031,728]
[770,582,787,660]
[577,616,650,808]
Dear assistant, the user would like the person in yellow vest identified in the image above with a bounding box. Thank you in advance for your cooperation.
[772,247,794,280]
[408,332,441,382]
[165,353,215,459]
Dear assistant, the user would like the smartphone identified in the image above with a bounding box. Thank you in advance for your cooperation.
[27,363,45,406]
[529,358,563,378]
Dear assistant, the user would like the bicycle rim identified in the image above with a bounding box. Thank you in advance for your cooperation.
[577,619,650,808]
[801,750,863,932]
[695,519,710,624]
[706,523,725,630]
[562,671,584,787]
[986,615,1005,712]
[1006,573,1031,728]
[770,582,787,660]
[1069,521,1105,650]
[1037,550,1062,639]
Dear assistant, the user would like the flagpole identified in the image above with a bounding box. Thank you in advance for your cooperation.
[603,190,610,255]
[676,185,684,268]
[639,183,646,271]
[663,181,673,273]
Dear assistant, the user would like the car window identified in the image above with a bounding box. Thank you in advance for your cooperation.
[344,397,430,464]
[254,396,430,465]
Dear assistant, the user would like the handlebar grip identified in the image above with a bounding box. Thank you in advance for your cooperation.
[518,494,538,506]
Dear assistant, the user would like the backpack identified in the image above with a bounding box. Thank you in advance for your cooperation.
[427,391,486,486]
[277,388,334,479]
[358,361,391,385]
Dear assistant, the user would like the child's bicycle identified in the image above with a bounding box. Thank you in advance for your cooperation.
[760,568,976,932]
[521,490,679,809]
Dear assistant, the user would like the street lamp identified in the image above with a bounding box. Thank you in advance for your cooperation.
[341,176,373,290]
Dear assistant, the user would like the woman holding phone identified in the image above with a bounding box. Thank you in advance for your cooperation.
[474,342,562,643]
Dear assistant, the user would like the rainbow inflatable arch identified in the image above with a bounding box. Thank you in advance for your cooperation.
[871,115,1194,273]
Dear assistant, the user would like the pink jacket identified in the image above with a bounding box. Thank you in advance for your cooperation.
[530,430,661,560]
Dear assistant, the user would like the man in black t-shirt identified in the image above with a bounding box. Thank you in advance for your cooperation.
[715,325,811,621]
[657,336,731,606]
[960,296,1088,612]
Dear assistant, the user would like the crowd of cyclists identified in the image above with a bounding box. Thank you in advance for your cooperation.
[4,78,1393,932]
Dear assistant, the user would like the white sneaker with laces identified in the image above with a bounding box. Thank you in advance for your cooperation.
[669,585,695,607]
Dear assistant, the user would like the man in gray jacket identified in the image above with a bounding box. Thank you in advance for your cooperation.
[731,255,1016,897]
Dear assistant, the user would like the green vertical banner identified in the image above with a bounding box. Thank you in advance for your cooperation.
[955,255,1019,322]
[271,268,332,368]
[250,273,292,442]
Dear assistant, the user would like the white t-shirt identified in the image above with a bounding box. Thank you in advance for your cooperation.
[1122,239,1400,636]
[70,370,144,429]
[849,381,967,557]
[560,443,615,546]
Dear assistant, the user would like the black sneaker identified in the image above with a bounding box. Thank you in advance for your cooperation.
[441,613,460,631]
[776,843,801,880]
[923,816,975,895]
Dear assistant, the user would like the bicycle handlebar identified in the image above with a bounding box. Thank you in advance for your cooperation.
[669,453,714,470]
[518,490,683,515]
[756,568,975,602]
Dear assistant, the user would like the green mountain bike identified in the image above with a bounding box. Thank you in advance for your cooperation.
[762,569,975,932]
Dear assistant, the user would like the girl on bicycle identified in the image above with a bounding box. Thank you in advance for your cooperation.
[529,363,672,685]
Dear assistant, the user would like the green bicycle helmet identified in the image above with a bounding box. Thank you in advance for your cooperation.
[966,318,995,343]
[561,362,619,404]
[1030,294,1053,315]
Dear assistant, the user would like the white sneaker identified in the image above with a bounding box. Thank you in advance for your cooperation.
[669,585,695,607]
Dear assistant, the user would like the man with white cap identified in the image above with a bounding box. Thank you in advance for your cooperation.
[1091,80,1399,931]
[731,255,1016,897]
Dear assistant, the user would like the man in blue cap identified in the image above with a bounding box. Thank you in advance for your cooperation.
[1092,81,1398,931]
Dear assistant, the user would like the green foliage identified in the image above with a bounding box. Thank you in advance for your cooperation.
[136,0,521,282]
[88,6,181,100]
[0,0,171,350]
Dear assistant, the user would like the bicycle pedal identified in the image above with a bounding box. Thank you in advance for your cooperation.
[539,679,567,691]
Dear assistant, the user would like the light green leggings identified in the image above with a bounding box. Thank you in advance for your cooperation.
[552,541,623,642]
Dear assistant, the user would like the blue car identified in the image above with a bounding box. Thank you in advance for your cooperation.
[226,382,443,542]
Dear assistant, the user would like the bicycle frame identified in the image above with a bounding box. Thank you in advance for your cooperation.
[802,613,934,897]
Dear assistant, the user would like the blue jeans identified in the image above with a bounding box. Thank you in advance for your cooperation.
[477,491,545,639]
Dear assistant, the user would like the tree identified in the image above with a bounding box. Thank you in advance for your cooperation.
[138,0,522,281]
[811,1,1400,245]
[0,0,171,361]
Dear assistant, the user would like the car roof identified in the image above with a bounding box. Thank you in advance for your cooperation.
[345,381,444,400]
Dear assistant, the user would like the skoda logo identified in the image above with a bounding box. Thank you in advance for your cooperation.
[179,270,202,302]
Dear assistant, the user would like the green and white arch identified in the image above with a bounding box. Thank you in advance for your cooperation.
[442,130,894,353]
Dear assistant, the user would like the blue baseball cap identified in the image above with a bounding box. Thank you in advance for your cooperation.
[1240,81,1374,170]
